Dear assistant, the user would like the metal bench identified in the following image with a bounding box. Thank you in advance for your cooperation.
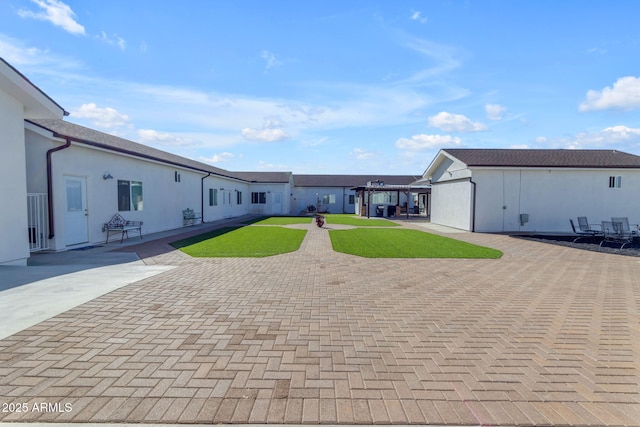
[182,208,202,226]
[102,213,143,243]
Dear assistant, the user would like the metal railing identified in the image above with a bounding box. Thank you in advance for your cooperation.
[27,193,49,252]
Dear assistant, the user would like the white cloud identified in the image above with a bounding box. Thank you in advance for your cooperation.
[256,160,288,170]
[137,129,192,146]
[602,125,640,140]
[261,50,282,71]
[71,103,129,128]
[427,111,487,132]
[262,117,287,129]
[410,10,428,24]
[350,148,375,160]
[200,152,234,163]
[485,104,506,121]
[537,125,640,150]
[241,116,290,142]
[97,31,126,51]
[241,127,289,142]
[394,36,464,87]
[395,134,461,150]
[18,0,85,35]
[579,76,640,112]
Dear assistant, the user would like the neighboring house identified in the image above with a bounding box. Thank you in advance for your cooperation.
[0,59,67,266]
[423,148,640,233]
[291,174,419,214]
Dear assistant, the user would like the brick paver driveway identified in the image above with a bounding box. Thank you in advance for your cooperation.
[1,220,639,425]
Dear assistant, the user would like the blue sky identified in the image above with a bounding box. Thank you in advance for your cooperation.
[2,0,640,174]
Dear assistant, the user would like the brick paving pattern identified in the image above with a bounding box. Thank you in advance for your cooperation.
[1,219,639,425]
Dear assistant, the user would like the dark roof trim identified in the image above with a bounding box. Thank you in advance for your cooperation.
[27,120,244,182]
[1,57,68,116]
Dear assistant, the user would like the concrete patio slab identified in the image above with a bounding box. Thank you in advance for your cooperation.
[0,218,638,426]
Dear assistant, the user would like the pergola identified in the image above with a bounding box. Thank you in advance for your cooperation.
[351,182,431,219]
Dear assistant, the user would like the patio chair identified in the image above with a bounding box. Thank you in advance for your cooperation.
[611,217,638,238]
[577,216,602,234]
[601,220,634,249]
[569,219,601,243]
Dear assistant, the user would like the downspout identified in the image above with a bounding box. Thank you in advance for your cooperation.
[200,172,211,223]
[46,137,72,239]
[470,178,477,232]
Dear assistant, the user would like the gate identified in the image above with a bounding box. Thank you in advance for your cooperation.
[27,193,49,251]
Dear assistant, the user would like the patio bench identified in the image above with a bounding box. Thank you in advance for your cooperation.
[102,213,143,244]
[183,208,202,226]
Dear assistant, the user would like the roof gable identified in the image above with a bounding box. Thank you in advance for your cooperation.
[0,58,67,119]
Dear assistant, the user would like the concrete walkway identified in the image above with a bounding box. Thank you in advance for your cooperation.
[0,217,639,425]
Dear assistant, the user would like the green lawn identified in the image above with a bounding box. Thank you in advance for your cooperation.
[171,226,307,257]
[323,214,400,227]
[329,228,503,259]
[248,216,314,225]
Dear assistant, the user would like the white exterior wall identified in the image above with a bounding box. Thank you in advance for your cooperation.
[248,183,292,215]
[0,90,30,265]
[430,179,473,230]
[28,138,249,250]
[202,179,251,221]
[473,168,640,233]
[292,186,356,214]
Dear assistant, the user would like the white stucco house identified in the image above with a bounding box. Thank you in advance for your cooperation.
[0,59,67,266]
[1,57,420,266]
[423,148,640,233]
[23,118,293,254]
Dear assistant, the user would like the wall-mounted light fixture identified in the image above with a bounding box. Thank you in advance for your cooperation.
[103,172,113,180]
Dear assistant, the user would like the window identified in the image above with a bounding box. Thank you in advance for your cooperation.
[609,176,622,188]
[174,171,181,182]
[348,195,355,204]
[237,191,242,205]
[251,192,266,204]
[209,188,217,206]
[322,194,336,204]
[118,180,143,211]
[371,192,398,205]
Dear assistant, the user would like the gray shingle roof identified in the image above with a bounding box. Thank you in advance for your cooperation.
[443,148,640,168]
[292,174,420,187]
[27,119,291,182]
[232,171,292,183]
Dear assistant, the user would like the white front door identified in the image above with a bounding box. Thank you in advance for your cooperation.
[64,176,88,246]
[222,190,232,218]
[272,192,282,215]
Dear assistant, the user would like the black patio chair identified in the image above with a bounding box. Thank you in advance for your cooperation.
[611,217,638,239]
[601,220,634,249]
[569,219,601,243]
[577,216,602,234]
